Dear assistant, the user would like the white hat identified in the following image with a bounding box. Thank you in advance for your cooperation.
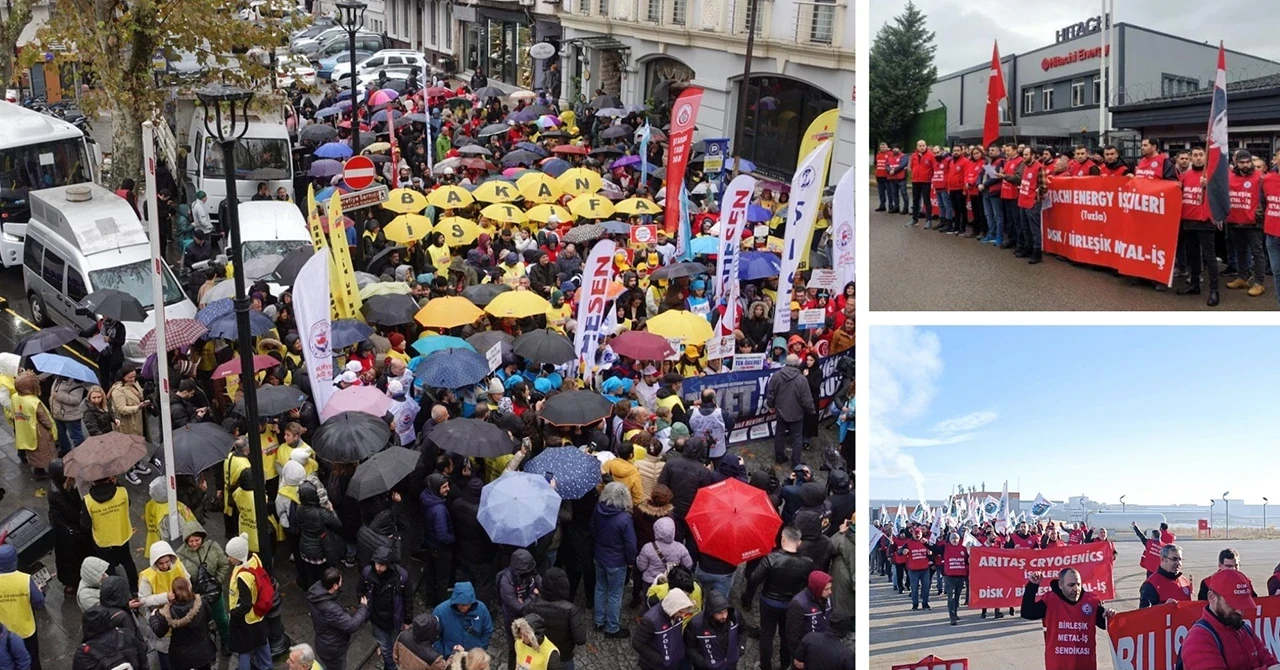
[282,461,306,486]
[487,378,505,395]
[226,533,250,562]
[662,588,695,616]
[291,446,314,464]
[641,365,658,376]
[345,361,363,373]
[149,541,176,567]
[443,167,455,175]
[387,379,403,396]
[338,371,358,384]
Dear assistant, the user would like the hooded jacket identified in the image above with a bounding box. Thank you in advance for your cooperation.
[829,524,855,622]
[520,568,586,663]
[510,614,561,670]
[150,594,216,670]
[450,479,495,564]
[0,623,29,670]
[173,520,229,596]
[765,365,815,423]
[420,474,455,550]
[361,546,412,630]
[80,576,147,668]
[296,482,342,561]
[432,582,493,652]
[602,456,645,505]
[785,571,833,654]
[306,580,370,660]
[636,517,694,585]
[684,591,742,670]
[590,485,637,569]
[656,439,714,519]
[77,556,111,611]
[496,549,541,623]
[393,613,445,670]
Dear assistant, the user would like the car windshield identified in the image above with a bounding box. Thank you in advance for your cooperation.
[89,260,184,309]
[204,136,291,180]
[243,239,309,261]
[0,137,92,205]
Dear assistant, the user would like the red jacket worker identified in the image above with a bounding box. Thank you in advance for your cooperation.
[1021,568,1116,670]
[1179,569,1280,670]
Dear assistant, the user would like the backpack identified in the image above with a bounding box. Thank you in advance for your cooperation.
[243,564,277,617]
[1175,619,1250,670]
[72,628,136,670]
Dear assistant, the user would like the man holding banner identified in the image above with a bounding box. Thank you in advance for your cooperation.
[1020,569,1116,670]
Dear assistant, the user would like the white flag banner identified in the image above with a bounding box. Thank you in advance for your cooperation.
[962,531,981,548]
[982,495,1000,519]
[831,165,856,289]
[1031,493,1054,518]
[894,502,907,532]
[714,175,756,345]
[574,239,618,381]
[294,251,335,412]
[868,525,885,555]
[996,482,1010,533]
[773,142,833,333]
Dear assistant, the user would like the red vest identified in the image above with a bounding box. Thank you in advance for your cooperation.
[875,151,891,178]
[1071,159,1097,177]
[942,544,968,577]
[892,536,909,564]
[947,156,967,190]
[905,539,931,571]
[1011,533,1038,549]
[1068,530,1085,545]
[887,153,907,181]
[1263,172,1280,236]
[1017,163,1043,209]
[1133,153,1169,180]
[910,151,936,183]
[932,158,949,190]
[1179,168,1211,222]
[1001,157,1024,199]
[1040,589,1104,670]
[1098,162,1130,177]
[1140,540,1165,574]
[965,160,985,196]
[1227,170,1262,225]
[1144,571,1193,604]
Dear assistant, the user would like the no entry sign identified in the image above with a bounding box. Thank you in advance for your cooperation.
[343,155,377,190]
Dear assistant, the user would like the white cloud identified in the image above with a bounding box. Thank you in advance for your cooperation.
[933,411,998,434]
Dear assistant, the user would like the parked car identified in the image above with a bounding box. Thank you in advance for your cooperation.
[316,49,373,81]
[277,55,318,88]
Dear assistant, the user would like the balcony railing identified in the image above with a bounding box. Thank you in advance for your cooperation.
[792,0,839,46]
[670,0,685,24]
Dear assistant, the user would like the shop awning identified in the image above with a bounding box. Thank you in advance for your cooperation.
[571,36,630,52]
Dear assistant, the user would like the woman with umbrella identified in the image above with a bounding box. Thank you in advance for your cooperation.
[13,371,56,478]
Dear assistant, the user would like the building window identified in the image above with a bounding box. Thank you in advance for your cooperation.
[671,0,686,24]
[445,4,453,49]
[1042,87,1054,111]
[1072,80,1085,107]
[1162,75,1199,97]
[1093,74,1101,104]
[1024,88,1035,114]
[808,0,835,44]
[598,0,608,16]
[738,76,838,178]
[646,0,660,22]
[430,0,438,46]
[579,0,588,15]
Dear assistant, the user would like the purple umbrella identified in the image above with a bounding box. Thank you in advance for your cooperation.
[515,141,548,157]
[371,108,402,123]
[309,159,344,178]
[612,155,643,169]
[315,142,353,159]
[747,204,774,223]
[508,108,539,124]
[319,385,393,422]
[540,157,572,177]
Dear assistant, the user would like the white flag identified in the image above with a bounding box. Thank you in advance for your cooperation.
[996,482,1010,532]
[868,525,885,555]
[293,252,335,412]
[573,239,618,381]
[831,165,855,289]
[1031,493,1054,518]
[982,495,1000,519]
[962,531,981,548]
[773,142,833,332]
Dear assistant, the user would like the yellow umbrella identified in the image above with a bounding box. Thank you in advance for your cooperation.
[383,188,429,214]
[568,193,614,220]
[645,309,714,344]
[427,185,474,209]
[363,142,392,154]
[471,180,520,204]
[614,197,662,216]
[517,173,563,204]
[525,204,572,224]
[557,168,603,196]
[360,281,412,299]
[480,203,528,225]
[415,296,483,329]
[435,217,483,246]
[383,213,433,244]
[485,290,552,319]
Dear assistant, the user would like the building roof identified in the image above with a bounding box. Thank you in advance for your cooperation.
[1112,72,1280,111]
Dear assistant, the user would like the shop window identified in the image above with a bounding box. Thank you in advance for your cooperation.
[737,76,838,179]
[1042,87,1054,111]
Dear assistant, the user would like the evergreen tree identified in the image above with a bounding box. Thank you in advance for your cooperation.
[869,1,938,146]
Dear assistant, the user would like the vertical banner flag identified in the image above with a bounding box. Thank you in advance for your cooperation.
[795,109,839,272]
[639,122,652,186]
[676,185,694,261]
[894,502,907,532]
[294,252,335,412]
[307,185,349,319]
[773,141,833,333]
[868,525,885,555]
[831,165,855,288]
[573,239,617,381]
[662,87,705,234]
[996,482,1010,532]
[326,191,362,318]
[1030,493,1054,518]
[1207,42,1230,223]
[984,41,1007,149]
[713,174,756,355]
[389,105,400,189]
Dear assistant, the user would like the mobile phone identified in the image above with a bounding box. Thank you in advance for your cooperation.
[544,472,554,483]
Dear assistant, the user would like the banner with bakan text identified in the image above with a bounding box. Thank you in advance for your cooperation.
[1040,176,1181,285]
[968,545,1115,609]
[1106,596,1280,670]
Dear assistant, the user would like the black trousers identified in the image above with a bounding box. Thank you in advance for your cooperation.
[758,600,791,670]
[23,632,39,670]
[1002,199,1021,248]
[1180,225,1220,290]
[456,557,497,606]
[968,194,987,234]
[418,545,452,607]
[912,183,932,222]
[1229,224,1265,284]
[97,543,138,594]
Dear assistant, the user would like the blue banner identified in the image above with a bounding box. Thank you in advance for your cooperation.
[680,354,847,444]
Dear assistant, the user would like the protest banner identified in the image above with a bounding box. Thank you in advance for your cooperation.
[968,544,1114,608]
[1107,596,1280,670]
[1040,176,1182,285]
[733,353,766,371]
[891,657,968,670]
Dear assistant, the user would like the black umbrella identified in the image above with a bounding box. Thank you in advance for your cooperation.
[346,446,419,500]
[540,391,615,427]
[590,147,623,157]
[331,319,375,350]
[313,411,391,462]
[431,418,515,458]
[539,130,566,139]
[467,331,513,360]
[272,246,316,285]
[512,329,575,365]
[361,293,419,326]
[500,150,541,167]
[461,283,511,307]
[590,94,623,109]
[164,422,235,475]
[445,98,472,112]
[650,167,667,180]
[526,104,553,116]
[473,86,506,99]
[234,384,307,417]
[365,245,408,275]
[80,289,147,321]
[299,124,338,144]
[457,144,492,157]
[16,326,78,358]
[600,125,633,140]
[477,123,508,138]
[650,261,709,280]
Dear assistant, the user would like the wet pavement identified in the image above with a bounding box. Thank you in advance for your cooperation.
[867,188,1278,311]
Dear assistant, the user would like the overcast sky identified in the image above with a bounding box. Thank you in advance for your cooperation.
[871,0,1280,75]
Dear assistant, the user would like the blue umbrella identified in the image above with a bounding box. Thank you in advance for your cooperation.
[331,319,374,350]
[204,311,274,339]
[315,142,354,159]
[309,159,344,178]
[478,472,561,546]
[371,109,402,123]
[525,446,601,500]
[195,298,234,327]
[30,352,98,384]
[725,157,756,173]
[600,220,631,235]
[747,205,773,223]
[508,108,538,124]
[738,251,782,280]
[514,142,548,157]
[314,105,345,119]
[689,235,719,256]
[541,158,572,177]
[410,335,475,356]
[415,348,490,389]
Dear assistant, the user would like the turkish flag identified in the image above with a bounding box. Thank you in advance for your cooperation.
[983,42,1006,149]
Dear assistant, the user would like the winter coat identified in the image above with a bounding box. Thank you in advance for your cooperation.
[432,582,493,651]
[174,520,229,598]
[356,507,402,569]
[0,624,29,670]
[360,547,413,631]
[80,576,148,666]
[765,366,814,423]
[496,549,541,623]
[656,440,713,519]
[150,596,216,670]
[636,455,665,500]
[1179,606,1279,669]
[13,374,55,469]
[296,482,342,562]
[393,613,446,670]
[633,500,673,552]
[829,527,855,621]
[50,378,87,421]
[521,568,587,662]
[306,581,370,661]
[528,261,558,296]
[636,517,693,585]
[419,475,455,550]
[684,591,743,670]
[510,614,562,670]
[108,381,145,436]
[450,480,494,564]
[792,630,854,670]
[48,461,88,587]
[590,501,637,569]
[82,403,116,436]
[603,457,645,505]
[77,556,111,611]
[785,579,833,654]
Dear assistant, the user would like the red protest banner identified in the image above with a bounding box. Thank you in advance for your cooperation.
[1040,176,1182,285]
[968,544,1114,609]
[661,87,704,234]
[1106,596,1280,670]
[891,656,969,670]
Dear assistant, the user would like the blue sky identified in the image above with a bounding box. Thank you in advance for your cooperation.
[869,326,1280,505]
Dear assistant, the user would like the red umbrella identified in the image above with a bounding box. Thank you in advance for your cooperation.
[552,144,588,156]
[213,354,284,380]
[460,157,492,171]
[609,330,676,360]
[426,86,455,98]
[338,120,372,131]
[686,479,782,565]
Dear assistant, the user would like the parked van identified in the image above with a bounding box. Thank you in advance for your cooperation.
[235,200,311,293]
[22,183,197,365]
[184,103,294,225]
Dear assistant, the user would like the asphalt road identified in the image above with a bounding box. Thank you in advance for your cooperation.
[868,538,1280,669]
[867,188,1279,311]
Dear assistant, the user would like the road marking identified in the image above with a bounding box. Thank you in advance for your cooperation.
[5,309,99,369]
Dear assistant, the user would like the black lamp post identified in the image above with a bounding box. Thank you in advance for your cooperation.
[337,0,368,154]
[1265,497,1269,536]
[1119,494,1125,514]
[196,84,273,569]
[1223,491,1230,539]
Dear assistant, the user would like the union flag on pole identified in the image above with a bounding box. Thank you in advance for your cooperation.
[983,42,1007,148]
[1207,42,1230,223]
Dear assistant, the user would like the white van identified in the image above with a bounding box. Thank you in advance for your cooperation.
[22,183,197,365]
[185,105,294,225]
[235,200,312,293]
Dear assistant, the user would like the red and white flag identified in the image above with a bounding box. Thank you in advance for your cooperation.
[983,42,1006,149]
[1207,42,1230,223]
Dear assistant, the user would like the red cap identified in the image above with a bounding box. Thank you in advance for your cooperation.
[1206,569,1257,611]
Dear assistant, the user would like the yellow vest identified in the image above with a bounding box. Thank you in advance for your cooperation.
[277,485,300,504]
[85,488,133,548]
[260,427,280,481]
[428,245,451,273]
[223,454,250,514]
[0,572,34,638]
[513,637,559,670]
[233,488,263,552]
[11,394,51,451]
[277,441,318,477]
[386,349,411,366]
[230,555,264,624]
[140,560,190,604]
[656,394,684,415]
[144,501,196,558]
[0,375,14,423]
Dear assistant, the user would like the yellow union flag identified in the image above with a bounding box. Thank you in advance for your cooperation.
[327,191,363,319]
[796,108,839,272]
[308,185,350,319]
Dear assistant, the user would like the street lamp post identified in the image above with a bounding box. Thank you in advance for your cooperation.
[1223,491,1231,539]
[1265,497,1270,536]
[729,0,759,179]
[1209,499,1216,536]
[337,1,367,156]
[1120,495,1126,514]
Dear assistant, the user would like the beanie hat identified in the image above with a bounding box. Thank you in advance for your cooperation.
[661,588,695,616]
[291,446,314,465]
[389,333,406,348]
[282,461,306,487]
[669,423,690,440]
[149,541,176,567]
[226,533,250,563]
[808,570,832,598]
[488,378,505,395]
[387,379,404,396]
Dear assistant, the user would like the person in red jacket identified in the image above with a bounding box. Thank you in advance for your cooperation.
[1225,149,1268,297]
[891,528,910,593]
[939,532,968,626]
[1139,543,1192,608]
[1263,150,1280,307]
[930,146,951,231]
[875,142,892,211]
[909,140,937,228]
[1178,569,1279,670]
[942,146,968,234]
[1071,145,1102,176]
[1176,147,1222,306]
[886,145,909,214]
[998,144,1024,250]
[897,526,935,610]
[1021,569,1116,670]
